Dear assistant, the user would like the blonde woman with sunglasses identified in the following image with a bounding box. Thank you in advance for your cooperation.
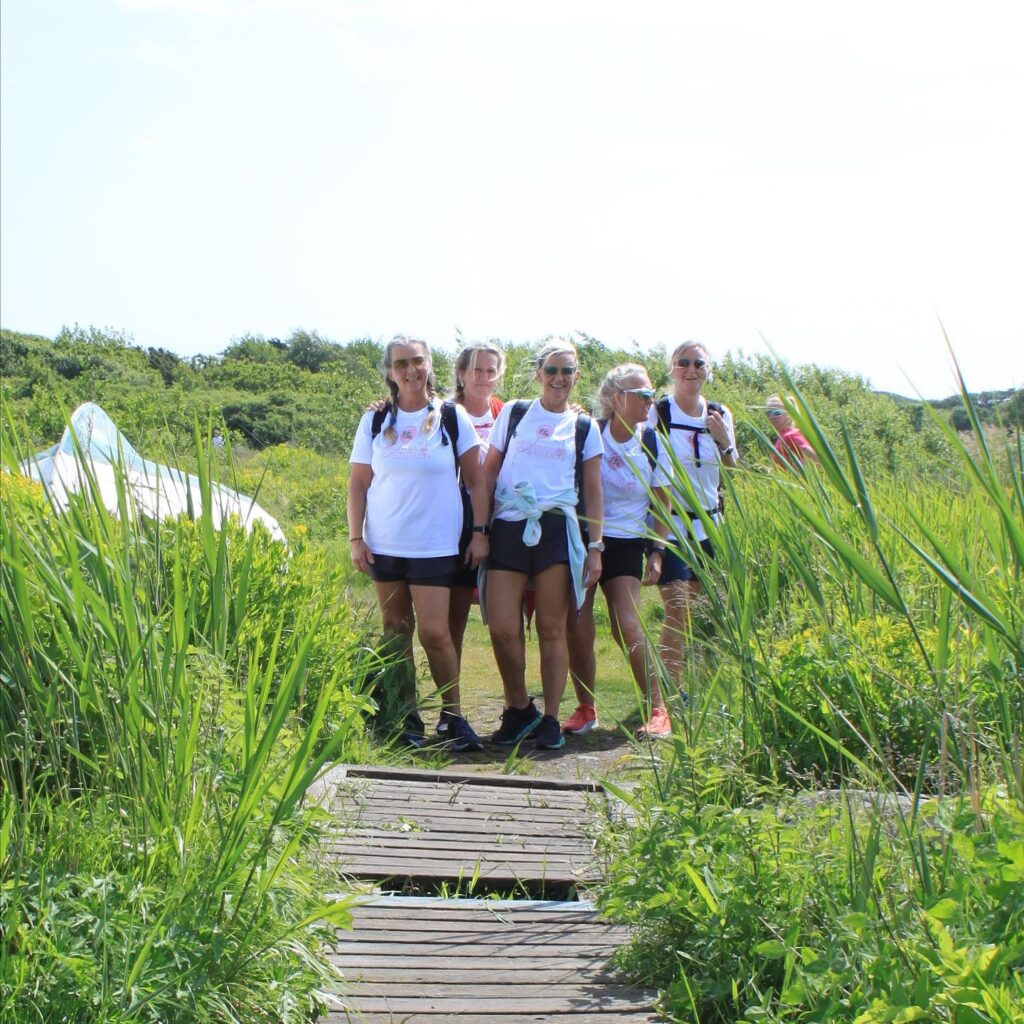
[652,341,738,699]
[563,363,674,739]
[480,340,604,751]
[348,336,490,752]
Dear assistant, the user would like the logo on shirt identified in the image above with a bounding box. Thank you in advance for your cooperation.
[608,454,625,470]
[400,427,416,443]
[536,425,552,439]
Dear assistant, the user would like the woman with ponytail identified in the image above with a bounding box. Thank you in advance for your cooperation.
[348,336,490,751]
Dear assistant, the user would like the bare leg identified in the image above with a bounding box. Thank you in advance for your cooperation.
[658,579,701,695]
[409,584,460,714]
[448,585,474,665]
[565,584,598,708]
[486,569,530,708]
[373,581,416,719]
[604,576,665,711]
[532,564,573,719]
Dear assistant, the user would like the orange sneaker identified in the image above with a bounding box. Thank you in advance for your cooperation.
[637,707,672,739]
[561,703,598,735]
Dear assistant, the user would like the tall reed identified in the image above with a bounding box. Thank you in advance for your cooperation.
[1,412,374,1022]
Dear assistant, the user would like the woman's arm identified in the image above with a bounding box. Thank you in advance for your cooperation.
[460,451,491,569]
[581,455,603,587]
[347,463,374,574]
[707,406,739,468]
[643,485,671,585]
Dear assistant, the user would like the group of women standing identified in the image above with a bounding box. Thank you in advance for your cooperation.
[347,335,737,752]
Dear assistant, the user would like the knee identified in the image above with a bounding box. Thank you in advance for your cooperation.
[535,617,567,647]
[416,621,451,652]
[488,621,522,649]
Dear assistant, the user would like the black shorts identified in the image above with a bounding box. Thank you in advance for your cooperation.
[452,524,476,589]
[599,536,646,584]
[488,511,570,576]
[368,553,457,587]
[658,537,714,585]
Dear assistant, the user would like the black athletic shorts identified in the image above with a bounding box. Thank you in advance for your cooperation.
[367,553,457,587]
[599,536,646,584]
[658,537,714,585]
[488,511,570,576]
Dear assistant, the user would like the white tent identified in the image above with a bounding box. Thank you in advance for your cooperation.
[21,403,286,542]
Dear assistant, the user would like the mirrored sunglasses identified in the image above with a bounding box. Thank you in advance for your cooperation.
[766,409,786,417]
[621,387,655,400]
[676,357,707,369]
[392,355,427,371]
[542,365,578,376]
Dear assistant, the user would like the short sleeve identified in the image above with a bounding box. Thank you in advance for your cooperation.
[582,417,604,460]
[453,405,483,458]
[350,411,375,465]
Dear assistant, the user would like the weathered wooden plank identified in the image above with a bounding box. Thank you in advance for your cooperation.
[342,993,655,1013]
[338,764,600,792]
[325,1012,659,1023]
[329,813,592,835]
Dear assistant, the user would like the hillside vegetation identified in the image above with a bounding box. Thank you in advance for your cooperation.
[3,323,1022,1022]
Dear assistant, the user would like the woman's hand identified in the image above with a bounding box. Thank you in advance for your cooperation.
[643,550,663,586]
[349,538,373,575]
[466,533,489,569]
[365,398,388,413]
[706,407,731,449]
[582,548,602,588]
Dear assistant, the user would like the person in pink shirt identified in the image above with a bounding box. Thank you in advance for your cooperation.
[765,394,818,467]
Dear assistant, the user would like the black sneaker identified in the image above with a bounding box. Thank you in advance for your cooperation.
[400,712,426,749]
[434,714,449,737]
[534,714,566,750]
[442,713,484,753]
[490,699,542,745]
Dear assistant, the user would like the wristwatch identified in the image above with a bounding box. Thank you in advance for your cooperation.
[587,540,605,552]
[472,524,490,535]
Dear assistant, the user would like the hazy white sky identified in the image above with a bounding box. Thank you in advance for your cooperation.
[2,0,1021,398]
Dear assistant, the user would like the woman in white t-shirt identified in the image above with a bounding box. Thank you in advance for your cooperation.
[563,364,674,739]
[652,341,738,699]
[348,336,491,752]
[481,340,604,751]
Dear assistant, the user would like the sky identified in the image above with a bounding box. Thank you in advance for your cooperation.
[2,0,1022,399]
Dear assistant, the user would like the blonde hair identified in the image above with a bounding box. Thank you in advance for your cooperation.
[595,362,650,419]
[380,335,440,443]
[533,339,578,371]
[667,340,713,383]
[453,340,505,398]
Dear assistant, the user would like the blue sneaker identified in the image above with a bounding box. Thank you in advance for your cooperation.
[400,712,426,749]
[490,699,542,745]
[534,714,566,750]
[442,713,484,753]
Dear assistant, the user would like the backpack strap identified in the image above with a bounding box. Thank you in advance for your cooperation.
[439,400,461,475]
[655,396,719,468]
[504,399,532,450]
[641,426,659,473]
[370,405,389,439]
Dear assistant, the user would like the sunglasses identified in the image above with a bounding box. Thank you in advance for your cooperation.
[391,355,427,371]
[676,357,707,369]
[766,409,785,417]
[542,365,578,376]
[621,387,655,401]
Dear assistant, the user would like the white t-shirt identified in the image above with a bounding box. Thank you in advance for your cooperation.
[490,400,603,521]
[468,404,500,459]
[350,403,482,557]
[600,422,672,539]
[649,395,736,543]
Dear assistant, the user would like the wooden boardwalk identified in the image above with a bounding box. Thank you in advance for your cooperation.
[321,766,658,1022]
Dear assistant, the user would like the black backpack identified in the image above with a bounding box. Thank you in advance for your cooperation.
[503,399,592,517]
[655,396,726,517]
[371,400,461,475]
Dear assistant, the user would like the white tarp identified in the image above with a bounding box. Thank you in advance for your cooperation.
[21,403,285,542]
